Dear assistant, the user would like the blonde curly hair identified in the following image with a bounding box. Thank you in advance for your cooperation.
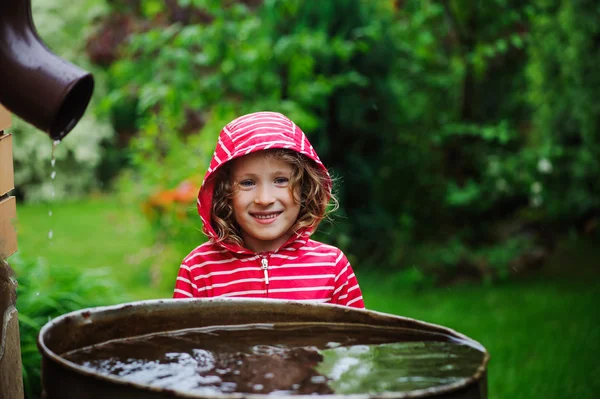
[210,149,337,247]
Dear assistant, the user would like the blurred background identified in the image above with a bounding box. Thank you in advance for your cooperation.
[9,0,599,397]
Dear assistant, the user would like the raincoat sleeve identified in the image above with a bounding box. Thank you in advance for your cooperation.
[331,251,365,309]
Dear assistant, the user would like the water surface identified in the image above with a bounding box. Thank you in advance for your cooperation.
[63,323,484,395]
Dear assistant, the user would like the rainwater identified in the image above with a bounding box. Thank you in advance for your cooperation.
[48,139,60,240]
[63,323,485,396]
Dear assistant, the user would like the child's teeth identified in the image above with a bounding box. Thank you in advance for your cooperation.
[255,213,277,219]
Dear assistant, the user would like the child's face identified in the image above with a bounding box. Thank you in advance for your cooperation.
[230,151,301,253]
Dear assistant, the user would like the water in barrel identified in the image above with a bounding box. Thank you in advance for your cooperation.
[63,323,485,396]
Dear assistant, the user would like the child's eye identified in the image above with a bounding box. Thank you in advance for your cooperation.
[274,177,289,185]
[239,180,255,187]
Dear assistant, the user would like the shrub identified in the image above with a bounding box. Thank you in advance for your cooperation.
[97,0,600,285]
[11,254,129,398]
[526,0,600,223]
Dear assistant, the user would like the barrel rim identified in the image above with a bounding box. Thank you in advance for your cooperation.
[38,297,490,398]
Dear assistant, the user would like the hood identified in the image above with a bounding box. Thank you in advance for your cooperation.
[197,111,331,254]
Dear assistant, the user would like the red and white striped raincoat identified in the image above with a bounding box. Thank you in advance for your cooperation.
[173,111,364,308]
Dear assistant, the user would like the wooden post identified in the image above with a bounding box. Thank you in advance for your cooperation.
[0,103,24,399]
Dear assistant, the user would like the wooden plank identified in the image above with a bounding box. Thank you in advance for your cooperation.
[0,196,17,260]
[0,104,10,131]
[0,134,15,195]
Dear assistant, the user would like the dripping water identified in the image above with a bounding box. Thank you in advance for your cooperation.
[48,139,61,241]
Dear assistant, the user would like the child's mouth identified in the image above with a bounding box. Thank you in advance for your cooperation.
[251,212,282,223]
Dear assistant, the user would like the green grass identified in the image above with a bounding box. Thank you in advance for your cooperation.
[13,196,600,398]
[359,239,600,399]
[14,196,180,300]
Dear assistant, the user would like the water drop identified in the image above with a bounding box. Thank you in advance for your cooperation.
[51,139,61,159]
[49,141,57,239]
[264,372,274,379]
[36,292,40,296]
[252,384,263,391]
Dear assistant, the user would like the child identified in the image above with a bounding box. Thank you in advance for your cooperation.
[173,111,364,308]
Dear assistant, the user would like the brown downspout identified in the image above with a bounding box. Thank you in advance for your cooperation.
[0,0,94,140]
[0,0,95,397]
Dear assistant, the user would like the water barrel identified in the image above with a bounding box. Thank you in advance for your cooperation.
[38,298,489,398]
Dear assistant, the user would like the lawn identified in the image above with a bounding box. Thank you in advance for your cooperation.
[360,269,600,398]
[14,196,181,300]
[13,196,600,398]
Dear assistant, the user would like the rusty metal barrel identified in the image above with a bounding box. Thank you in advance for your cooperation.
[38,298,489,398]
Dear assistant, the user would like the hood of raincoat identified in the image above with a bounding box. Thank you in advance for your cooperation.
[197,111,331,254]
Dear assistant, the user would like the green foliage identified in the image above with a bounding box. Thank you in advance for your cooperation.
[96,0,600,284]
[105,0,392,253]
[11,254,128,398]
[526,0,600,220]
[15,197,177,299]
[11,0,115,202]
[114,106,236,253]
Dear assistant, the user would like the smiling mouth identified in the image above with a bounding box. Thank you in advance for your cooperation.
[251,212,282,220]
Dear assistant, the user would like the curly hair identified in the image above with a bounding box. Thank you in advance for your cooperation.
[210,149,337,247]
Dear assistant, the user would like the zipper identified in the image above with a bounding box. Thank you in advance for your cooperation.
[261,256,269,296]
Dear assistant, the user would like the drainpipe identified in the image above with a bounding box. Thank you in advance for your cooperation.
[0,0,94,140]
[0,0,95,397]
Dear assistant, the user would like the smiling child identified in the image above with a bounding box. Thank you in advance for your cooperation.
[173,111,364,308]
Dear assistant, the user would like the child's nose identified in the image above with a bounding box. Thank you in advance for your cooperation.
[254,185,276,205]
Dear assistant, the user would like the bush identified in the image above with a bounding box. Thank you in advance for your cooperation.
[12,254,129,398]
[103,0,405,256]
[96,0,599,285]
[526,0,600,223]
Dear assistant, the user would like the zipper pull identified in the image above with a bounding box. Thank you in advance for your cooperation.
[261,257,269,285]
